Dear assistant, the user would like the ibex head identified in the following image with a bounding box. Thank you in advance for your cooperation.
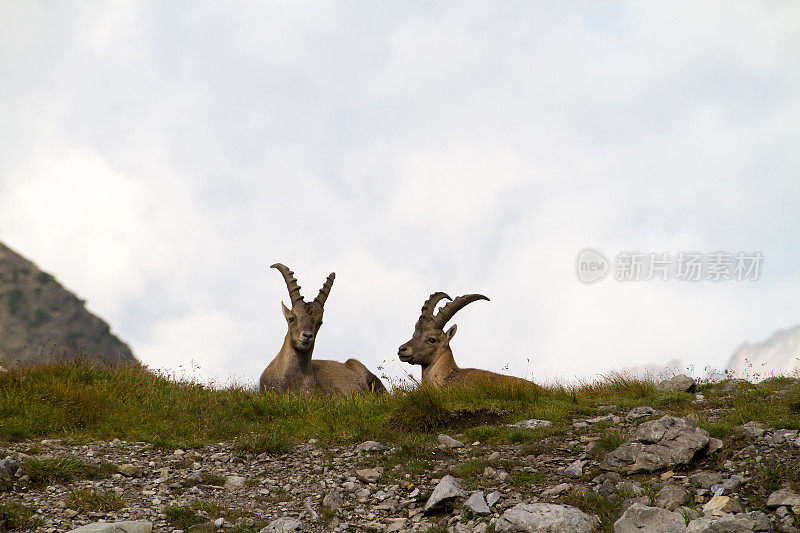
[398,292,489,366]
[272,263,335,352]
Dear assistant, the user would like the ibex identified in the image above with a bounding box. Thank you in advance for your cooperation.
[398,292,536,388]
[259,264,386,394]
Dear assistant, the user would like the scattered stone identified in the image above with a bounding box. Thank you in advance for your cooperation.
[657,374,697,393]
[322,490,345,511]
[564,459,585,479]
[68,522,152,533]
[260,517,302,532]
[655,485,689,511]
[424,475,467,513]
[541,483,571,498]
[224,475,246,489]
[438,434,464,448]
[115,463,143,477]
[739,421,767,438]
[702,495,742,516]
[496,503,593,533]
[601,415,711,473]
[626,406,659,420]
[686,511,771,532]
[486,491,501,507]
[464,491,491,515]
[710,475,744,496]
[355,441,389,453]
[508,419,553,430]
[356,468,382,483]
[707,438,724,455]
[613,503,686,533]
[487,451,502,464]
[690,471,724,489]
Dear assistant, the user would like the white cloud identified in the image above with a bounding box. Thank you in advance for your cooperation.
[0,2,798,386]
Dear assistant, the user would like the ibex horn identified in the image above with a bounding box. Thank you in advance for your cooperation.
[420,292,451,318]
[271,263,304,306]
[314,272,336,307]
[432,293,490,329]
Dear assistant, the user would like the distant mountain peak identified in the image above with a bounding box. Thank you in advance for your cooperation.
[0,241,136,367]
[727,323,800,378]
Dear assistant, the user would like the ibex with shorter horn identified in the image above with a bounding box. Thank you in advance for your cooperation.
[260,263,386,394]
[398,292,537,388]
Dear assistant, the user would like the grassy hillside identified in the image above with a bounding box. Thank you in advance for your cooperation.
[1,362,798,452]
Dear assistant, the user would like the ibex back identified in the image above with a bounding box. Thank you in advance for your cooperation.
[398,292,540,389]
[259,263,386,394]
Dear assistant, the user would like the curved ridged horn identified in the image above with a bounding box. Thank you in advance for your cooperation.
[314,272,336,307]
[432,293,490,329]
[420,292,451,318]
[271,263,304,306]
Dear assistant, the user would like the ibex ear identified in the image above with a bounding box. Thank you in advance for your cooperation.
[281,302,292,319]
[445,324,457,341]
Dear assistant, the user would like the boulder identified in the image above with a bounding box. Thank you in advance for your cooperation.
[322,490,344,511]
[626,406,659,420]
[702,495,742,516]
[355,468,382,483]
[655,485,689,511]
[496,503,593,533]
[613,503,686,533]
[657,374,696,393]
[464,491,491,515]
[601,416,711,473]
[355,441,389,453]
[423,475,467,513]
[685,511,771,532]
[767,488,800,509]
[438,434,465,448]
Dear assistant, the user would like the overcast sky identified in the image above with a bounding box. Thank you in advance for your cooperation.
[1,2,798,386]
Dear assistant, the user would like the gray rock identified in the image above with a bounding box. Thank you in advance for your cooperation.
[116,463,143,477]
[685,511,771,532]
[564,459,584,479]
[68,522,153,533]
[710,475,744,496]
[541,483,571,498]
[707,438,723,455]
[690,472,724,489]
[496,503,592,532]
[657,374,697,393]
[486,491,501,507]
[508,419,553,430]
[259,517,302,532]
[702,495,741,516]
[768,488,800,508]
[322,490,344,511]
[355,468,382,483]
[355,441,389,453]
[438,434,465,448]
[620,496,651,514]
[601,415,711,473]
[655,485,689,511]
[613,503,686,533]
[223,475,246,489]
[627,406,659,420]
[464,491,491,515]
[739,421,767,438]
[424,475,467,513]
[487,451,502,464]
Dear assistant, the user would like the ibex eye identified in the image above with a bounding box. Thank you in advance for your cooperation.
[427,337,437,343]
[288,316,296,323]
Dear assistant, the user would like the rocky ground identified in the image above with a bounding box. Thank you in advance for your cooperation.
[1,377,799,533]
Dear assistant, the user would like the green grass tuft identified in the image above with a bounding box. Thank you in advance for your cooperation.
[0,503,42,532]
[65,489,125,512]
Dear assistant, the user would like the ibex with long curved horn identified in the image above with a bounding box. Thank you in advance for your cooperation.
[260,263,386,394]
[398,292,537,388]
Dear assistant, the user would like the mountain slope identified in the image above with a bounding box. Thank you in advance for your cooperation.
[727,323,800,378]
[0,241,135,366]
